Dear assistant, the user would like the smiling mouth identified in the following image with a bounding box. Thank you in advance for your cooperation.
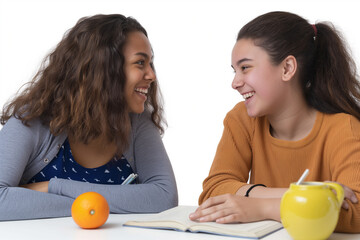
[135,88,148,96]
[242,91,255,100]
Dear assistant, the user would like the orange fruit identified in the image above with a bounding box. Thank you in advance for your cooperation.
[71,191,110,229]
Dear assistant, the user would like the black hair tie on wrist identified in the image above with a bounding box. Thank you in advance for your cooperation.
[245,184,267,197]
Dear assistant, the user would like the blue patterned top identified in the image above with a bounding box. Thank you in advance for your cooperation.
[28,139,135,185]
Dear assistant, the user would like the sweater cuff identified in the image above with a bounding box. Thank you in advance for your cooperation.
[48,178,60,195]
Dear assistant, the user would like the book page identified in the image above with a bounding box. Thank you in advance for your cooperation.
[149,206,197,225]
[189,219,282,237]
[124,206,197,228]
[124,206,283,238]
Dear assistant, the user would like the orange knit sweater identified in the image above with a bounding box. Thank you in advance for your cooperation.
[199,102,360,233]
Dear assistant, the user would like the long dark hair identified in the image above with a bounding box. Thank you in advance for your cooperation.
[1,14,165,154]
[237,11,360,119]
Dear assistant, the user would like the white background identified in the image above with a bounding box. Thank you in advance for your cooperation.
[1,0,359,206]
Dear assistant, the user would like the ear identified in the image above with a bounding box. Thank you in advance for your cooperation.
[281,55,297,82]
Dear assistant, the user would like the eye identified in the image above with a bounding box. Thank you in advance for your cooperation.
[135,60,145,66]
[241,65,250,71]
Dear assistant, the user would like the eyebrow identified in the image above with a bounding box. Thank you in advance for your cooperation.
[135,52,154,60]
[231,58,252,68]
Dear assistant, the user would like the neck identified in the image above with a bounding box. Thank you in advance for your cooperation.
[268,104,317,141]
[68,135,118,168]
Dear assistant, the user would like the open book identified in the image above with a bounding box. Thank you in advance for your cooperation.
[123,206,283,239]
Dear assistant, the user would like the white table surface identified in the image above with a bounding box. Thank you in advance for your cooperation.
[1,212,359,240]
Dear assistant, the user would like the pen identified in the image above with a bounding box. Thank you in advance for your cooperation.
[121,173,138,185]
[125,173,138,185]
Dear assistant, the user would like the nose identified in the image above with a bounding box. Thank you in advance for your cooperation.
[145,65,156,83]
[232,73,245,90]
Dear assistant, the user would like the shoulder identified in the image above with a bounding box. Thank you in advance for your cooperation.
[224,101,257,128]
[220,101,261,142]
[226,101,247,119]
[129,110,153,128]
[129,110,161,139]
[322,112,360,140]
[349,115,360,140]
[1,117,49,137]
[0,117,66,152]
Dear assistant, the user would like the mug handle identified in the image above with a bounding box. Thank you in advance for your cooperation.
[324,182,345,205]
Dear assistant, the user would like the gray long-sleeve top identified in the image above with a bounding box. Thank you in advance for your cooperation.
[0,111,178,221]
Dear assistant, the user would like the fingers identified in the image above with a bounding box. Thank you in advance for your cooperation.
[19,181,49,192]
[216,214,241,224]
[342,200,349,210]
[341,184,358,210]
[197,194,231,210]
[189,194,234,222]
[190,205,243,223]
[197,207,234,222]
[189,194,250,223]
[325,181,358,210]
[343,185,358,203]
[189,198,222,221]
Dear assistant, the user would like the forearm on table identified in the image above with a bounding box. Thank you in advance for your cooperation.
[50,178,178,213]
[236,184,288,198]
[236,185,283,221]
[0,187,73,221]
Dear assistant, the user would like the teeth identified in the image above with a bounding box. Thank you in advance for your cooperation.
[135,88,148,94]
[242,92,255,99]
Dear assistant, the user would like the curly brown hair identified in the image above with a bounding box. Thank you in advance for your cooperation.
[1,14,165,154]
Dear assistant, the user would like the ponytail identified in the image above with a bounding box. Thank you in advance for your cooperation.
[307,23,360,119]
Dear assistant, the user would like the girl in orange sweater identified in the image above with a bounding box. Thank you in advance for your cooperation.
[190,11,360,232]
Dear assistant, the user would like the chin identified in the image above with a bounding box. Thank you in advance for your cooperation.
[130,107,145,114]
[246,109,259,118]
